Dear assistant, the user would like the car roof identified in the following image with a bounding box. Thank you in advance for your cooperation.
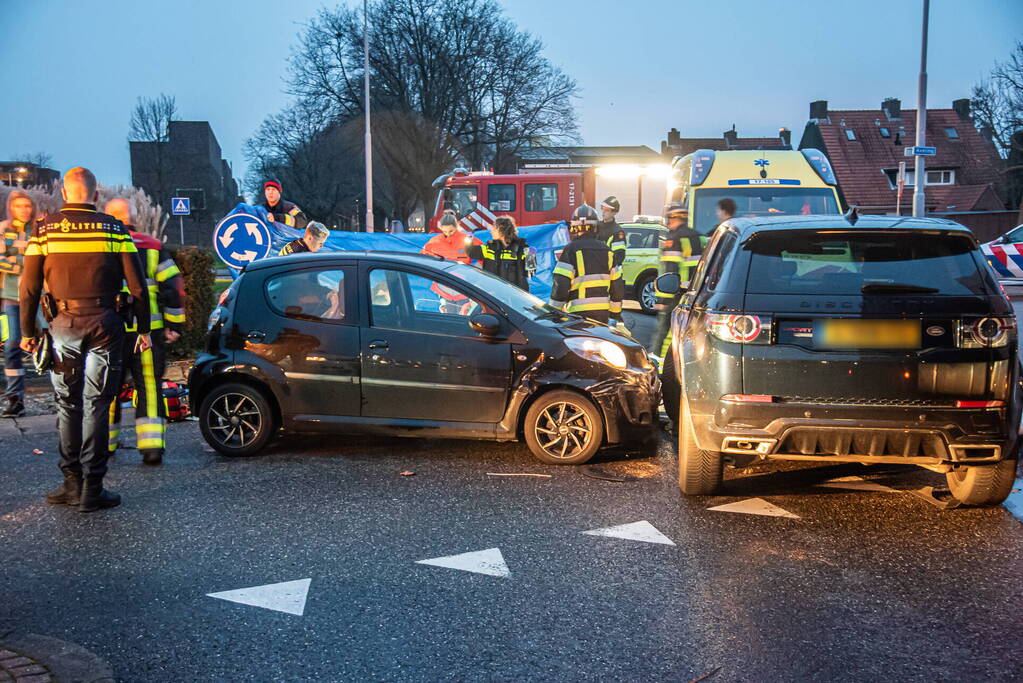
[721,213,972,238]
[244,250,454,272]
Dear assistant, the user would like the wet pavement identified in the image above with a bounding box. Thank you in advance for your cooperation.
[1,310,1021,681]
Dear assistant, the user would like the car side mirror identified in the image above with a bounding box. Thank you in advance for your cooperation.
[655,273,681,296]
[469,313,501,337]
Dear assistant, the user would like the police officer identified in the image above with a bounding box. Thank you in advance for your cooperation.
[262,178,308,230]
[550,204,624,324]
[466,216,531,290]
[279,221,329,256]
[595,195,626,270]
[104,198,185,466]
[652,201,704,357]
[21,167,151,513]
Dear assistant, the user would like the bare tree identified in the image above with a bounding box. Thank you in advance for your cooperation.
[972,41,1023,215]
[128,94,178,143]
[16,151,53,169]
[279,0,579,218]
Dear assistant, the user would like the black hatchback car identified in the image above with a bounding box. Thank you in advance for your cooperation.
[659,214,1021,506]
[190,251,658,464]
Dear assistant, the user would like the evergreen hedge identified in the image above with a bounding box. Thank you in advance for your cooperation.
[168,246,215,359]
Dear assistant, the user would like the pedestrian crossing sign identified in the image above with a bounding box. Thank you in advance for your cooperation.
[171,197,191,215]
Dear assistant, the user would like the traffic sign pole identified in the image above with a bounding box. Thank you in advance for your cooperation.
[179,216,184,245]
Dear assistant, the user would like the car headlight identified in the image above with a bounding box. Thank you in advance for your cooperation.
[565,337,628,369]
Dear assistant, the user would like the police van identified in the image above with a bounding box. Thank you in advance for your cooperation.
[666,149,842,236]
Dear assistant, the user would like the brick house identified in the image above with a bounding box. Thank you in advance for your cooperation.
[798,98,1013,238]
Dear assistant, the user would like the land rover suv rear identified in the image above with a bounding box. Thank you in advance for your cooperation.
[660,214,1021,506]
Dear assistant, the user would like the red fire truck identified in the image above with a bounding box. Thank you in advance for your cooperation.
[429,166,668,232]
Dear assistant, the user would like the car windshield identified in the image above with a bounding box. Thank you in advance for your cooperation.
[745,230,993,296]
[693,188,838,234]
[444,263,563,319]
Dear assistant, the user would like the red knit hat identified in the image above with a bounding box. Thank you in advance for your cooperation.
[263,179,282,192]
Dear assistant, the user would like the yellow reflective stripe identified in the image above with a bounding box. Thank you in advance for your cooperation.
[609,301,623,313]
[0,314,8,343]
[140,347,159,419]
[288,206,301,216]
[282,214,296,227]
[164,308,185,324]
[567,301,610,312]
[481,246,496,259]
[553,263,574,278]
[682,258,701,266]
[155,261,180,282]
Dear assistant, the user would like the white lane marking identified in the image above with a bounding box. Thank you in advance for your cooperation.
[708,498,800,519]
[416,548,510,577]
[206,578,311,616]
[1005,478,1023,523]
[581,520,676,546]
[817,476,896,493]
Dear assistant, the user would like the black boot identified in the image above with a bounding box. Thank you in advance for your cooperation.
[46,471,82,506]
[141,449,163,466]
[78,476,121,513]
[1,397,25,418]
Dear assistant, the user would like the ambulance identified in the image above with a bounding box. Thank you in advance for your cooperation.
[666,149,842,236]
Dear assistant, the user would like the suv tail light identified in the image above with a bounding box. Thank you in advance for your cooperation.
[957,317,1014,348]
[707,313,772,344]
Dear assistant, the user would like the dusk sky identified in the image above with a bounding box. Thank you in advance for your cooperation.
[2,0,1020,192]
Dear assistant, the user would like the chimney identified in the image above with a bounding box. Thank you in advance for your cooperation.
[953,98,971,119]
[667,127,681,146]
[723,126,738,148]
[810,100,828,120]
[778,128,792,148]
[882,97,901,120]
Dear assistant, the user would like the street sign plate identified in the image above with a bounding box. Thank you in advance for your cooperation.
[171,197,191,215]
[213,213,272,270]
[904,146,937,157]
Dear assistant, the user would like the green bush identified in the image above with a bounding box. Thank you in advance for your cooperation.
[167,246,215,359]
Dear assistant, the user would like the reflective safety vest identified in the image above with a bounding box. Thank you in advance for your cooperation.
[125,232,185,333]
[655,226,705,310]
[549,236,624,324]
[467,238,531,290]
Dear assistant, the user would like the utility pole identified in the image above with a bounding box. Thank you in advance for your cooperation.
[912,0,930,217]
[363,0,375,232]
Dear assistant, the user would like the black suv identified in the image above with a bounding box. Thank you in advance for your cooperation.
[190,252,658,464]
[660,214,1021,506]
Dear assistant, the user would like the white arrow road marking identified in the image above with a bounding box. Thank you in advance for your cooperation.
[230,250,258,262]
[1005,478,1023,523]
[581,520,675,545]
[415,547,510,577]
[708,498,800,519]
[217,224,238,248]
[206,578,311,616]
[245,222,264,245]
[817,476,895,493]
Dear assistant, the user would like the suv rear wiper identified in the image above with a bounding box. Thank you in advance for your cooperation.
[861,282,939,294]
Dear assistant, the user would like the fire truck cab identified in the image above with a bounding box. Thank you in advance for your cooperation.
[430,169,582,232]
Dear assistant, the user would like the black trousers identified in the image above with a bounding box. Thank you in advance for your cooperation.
[49,309,124,478]
[110,329,167,453]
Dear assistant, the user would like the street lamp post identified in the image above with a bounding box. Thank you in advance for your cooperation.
[363,0,375,233]
[912,0,930,217]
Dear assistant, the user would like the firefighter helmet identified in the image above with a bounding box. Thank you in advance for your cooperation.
[600,196,621,214]
[569,204,599,238]
[665,201,688,221]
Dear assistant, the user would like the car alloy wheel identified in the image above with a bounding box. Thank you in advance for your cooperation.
[208,392,263,449]
[535,401,594,460]
[641,279,658,313]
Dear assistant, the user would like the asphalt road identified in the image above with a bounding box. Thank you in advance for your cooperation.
[1,310,1022,682]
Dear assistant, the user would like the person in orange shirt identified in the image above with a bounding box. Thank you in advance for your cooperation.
[421,212,482,313]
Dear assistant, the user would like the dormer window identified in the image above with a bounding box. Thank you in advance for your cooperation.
[879,127,891,137]
[944,127,960,139]
[845,129,857,141]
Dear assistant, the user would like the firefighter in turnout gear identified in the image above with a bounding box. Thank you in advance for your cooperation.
[550,204,624,324]
[104,199,185,466]
[20,167,151,513]
[595,195,626,270]
[652,201,704,357]
[466,216,531,290]
[279,221,329,256]
[262,179,308,230]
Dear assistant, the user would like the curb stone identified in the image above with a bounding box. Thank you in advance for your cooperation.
[0,632,114,683]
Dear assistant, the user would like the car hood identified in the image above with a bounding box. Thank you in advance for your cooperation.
[552,316,645,349]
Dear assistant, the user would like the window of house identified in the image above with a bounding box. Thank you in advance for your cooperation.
[944,127,960,139]
[266,269,347,322]
[488,184,516,212]
[524,183,558,212]
[845,129,857,141]
[926,169,955,185]
[884,169,955,188]
[879,127,891,138]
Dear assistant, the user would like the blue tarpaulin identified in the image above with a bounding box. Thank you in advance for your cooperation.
[222,204,569,300]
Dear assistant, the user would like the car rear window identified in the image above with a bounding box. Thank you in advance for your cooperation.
[745,230,992,296]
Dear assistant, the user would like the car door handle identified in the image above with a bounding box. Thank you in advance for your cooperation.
[246,330,266,342]
[368,340,389,350]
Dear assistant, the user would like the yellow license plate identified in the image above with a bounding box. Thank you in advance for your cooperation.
[815,319,921,349]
